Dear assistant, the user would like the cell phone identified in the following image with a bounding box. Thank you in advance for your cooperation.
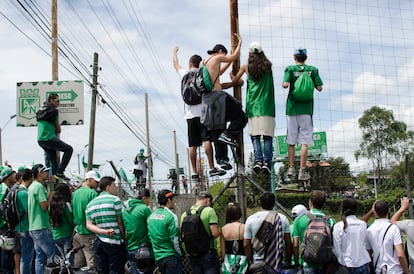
[408,198,414,204]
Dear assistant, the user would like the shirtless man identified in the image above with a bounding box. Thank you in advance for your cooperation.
[201,33,247,148]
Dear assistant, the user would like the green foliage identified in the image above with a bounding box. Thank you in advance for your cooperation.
[355,106,414,188]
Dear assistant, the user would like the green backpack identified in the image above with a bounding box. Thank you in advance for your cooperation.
[292,70,315,102]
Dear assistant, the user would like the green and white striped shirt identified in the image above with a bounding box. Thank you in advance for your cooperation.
[85,191,123,245]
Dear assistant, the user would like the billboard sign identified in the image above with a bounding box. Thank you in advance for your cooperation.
[16,80,84,126]
[274,131,327,158]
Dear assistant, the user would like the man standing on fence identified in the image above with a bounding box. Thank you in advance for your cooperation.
[282,47,323,181]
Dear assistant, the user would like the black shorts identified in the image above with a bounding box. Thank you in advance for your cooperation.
[187,117,209,147]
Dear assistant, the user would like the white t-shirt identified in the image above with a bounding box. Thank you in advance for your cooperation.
[178,68,202,119]
[332,215,371,268]
[366,219,403,274]
[244,210,290,261]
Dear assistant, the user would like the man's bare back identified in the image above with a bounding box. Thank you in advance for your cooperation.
[205,33,242,91]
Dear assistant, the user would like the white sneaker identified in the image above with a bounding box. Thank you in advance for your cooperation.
[298,168,311,181]
[287,167,296,177]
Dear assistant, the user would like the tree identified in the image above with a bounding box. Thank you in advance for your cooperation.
[355,106,414,186]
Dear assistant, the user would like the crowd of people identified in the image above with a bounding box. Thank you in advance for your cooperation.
[6,32,413,274]
[1,162,413,274]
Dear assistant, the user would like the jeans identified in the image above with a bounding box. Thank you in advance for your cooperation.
[189,250,220,274]
[94,238,127,274]
[251,135,273,166]
[347,263,370,274]
[38,137,73,175]
[29,229,56,274]
[157,255,182,274]
[19,232,34,274]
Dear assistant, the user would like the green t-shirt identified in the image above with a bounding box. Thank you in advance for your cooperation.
[246,71,275,118]
[72,186,98,235]
[147,207,181,261]
[16,185,28,233]
[85,191,123,245]
[0,182,9,228]
[122,198,152,251]
[180,204,219,250]
[52,203,75,240]
[37,116,57,141]
[292,208,335,268]
[28,180,51,231]
[283,64,323,116]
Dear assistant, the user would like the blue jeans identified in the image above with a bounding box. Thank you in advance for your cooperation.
[251,135,273,166]
[189,250,220,274]
[94,238,127,274]
[19,232,34,274]
[347,263,370,274]
[29,229,56,274]
[157,255,182,274]
[38,137,73,175]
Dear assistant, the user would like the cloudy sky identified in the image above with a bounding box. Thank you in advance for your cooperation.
[1,0,413,186]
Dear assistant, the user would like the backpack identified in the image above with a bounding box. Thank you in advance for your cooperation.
[1,187,22,230]
[36,103,58,122]
[181,205,210,256]
[292,69,315,102]
[300,212,332,265]
[181,70,202,105]
[250,211,284,274]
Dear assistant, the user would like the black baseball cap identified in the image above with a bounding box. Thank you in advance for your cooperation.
[207,44,228,54]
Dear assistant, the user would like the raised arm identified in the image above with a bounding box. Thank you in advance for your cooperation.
[391,197,410,224]
[173,46,182,72]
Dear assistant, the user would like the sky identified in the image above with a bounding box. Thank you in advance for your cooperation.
[1,0,414,187]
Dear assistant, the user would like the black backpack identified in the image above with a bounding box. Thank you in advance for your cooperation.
[181,70,203,105]
[1,187,22,230]
[181,205,210,256]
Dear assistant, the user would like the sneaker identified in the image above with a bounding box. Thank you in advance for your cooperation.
[218,133,238,147]
[54,173,70,181]
[253,162,262,174]
[262,163,271,175]
[287,167,296,178]
[298,168,311,181]
[209,167,226,177]
[218,160,233,170]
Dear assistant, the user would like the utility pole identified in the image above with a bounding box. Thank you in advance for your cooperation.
[229,0,247,221]
[405,154,413,218]
[145,93,152,192]
[51,0,58,80]
[87,53,99,171]
[173,130,180,194]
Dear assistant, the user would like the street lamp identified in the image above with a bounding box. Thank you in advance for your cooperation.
[77,144,89,175]
[0,114,17,165]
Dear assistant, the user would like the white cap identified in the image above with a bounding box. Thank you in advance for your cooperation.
[249,41,263,53]
[292,204,307,218]
[85,170,100,182]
